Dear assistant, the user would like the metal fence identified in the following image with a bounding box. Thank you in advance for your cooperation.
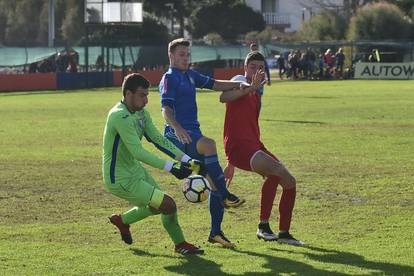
[1,41,412,75]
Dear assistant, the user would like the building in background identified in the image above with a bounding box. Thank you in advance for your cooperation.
[244,0,344,32]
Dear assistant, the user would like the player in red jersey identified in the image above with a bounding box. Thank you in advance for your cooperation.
[220,51,304,246]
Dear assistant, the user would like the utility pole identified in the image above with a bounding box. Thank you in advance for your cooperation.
[48,0,55,47]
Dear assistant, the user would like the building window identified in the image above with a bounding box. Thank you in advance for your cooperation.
[261,0,278,13]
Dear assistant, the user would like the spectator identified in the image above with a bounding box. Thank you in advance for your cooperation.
[288,51,300,80]
[276,55,286,79]
[300,51,310,79]
[335,48,345,78]
[308,48,316,78]
[56,52,69,72]
[324,49,334,78]
[318,54,325,80]
[28,62,38,73]
[368,49,380,62]
[67,52,78,73]
[95,54,104,71]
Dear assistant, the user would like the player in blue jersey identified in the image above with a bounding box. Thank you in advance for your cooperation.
[159,38,250,248]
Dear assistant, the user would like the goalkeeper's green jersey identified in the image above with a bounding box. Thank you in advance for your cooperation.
[102,101,183,185]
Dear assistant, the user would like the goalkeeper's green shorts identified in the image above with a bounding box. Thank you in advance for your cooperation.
[105,169,166,209]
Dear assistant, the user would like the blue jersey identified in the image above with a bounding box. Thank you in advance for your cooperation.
[159,67,215,131]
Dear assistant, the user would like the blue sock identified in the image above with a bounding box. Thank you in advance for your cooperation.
[204,154,229,198]
[208,191,224,237]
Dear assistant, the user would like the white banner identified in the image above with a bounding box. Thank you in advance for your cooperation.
[354,62,414,80]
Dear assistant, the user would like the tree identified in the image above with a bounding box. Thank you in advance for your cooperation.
[301,0,373,23]
[144,0,208,37]
[347,2,412,40]
[0,1,13,44]
[0,0,82,46]
[304,1,414,22]
[135,17,170,45]
[384,0,414,15]
[37,2,49,45]
[297,10,347,41]
[4,0,43,46]
[80,16,169,47]
[61,0,84,45]
[189,2,265,42]
[53,0,68,45]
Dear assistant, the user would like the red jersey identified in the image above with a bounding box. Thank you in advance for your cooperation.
[223,75,262,153]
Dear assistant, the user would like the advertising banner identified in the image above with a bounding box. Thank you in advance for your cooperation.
[355,62,414,80]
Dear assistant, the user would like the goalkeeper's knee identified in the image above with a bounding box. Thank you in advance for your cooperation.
[158,194,177,215]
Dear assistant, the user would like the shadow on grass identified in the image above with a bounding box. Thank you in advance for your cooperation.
[160,247,345,276]
[301,96,337,99]
[131,248,229,276]
[235,247,347,276]
[146,245,414,275]
[275,94,338,99]
[130,248,175,259]
[165,254,230,276]
[261,119,326,125]
[271,246,414,275]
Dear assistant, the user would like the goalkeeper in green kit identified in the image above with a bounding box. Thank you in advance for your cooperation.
[102,73,204,254]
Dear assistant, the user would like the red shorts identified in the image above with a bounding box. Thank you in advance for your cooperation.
[225,142,279,171]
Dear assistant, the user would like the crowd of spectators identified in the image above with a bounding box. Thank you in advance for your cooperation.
[0,50,80,75]
[28,51,79,74]
[275,48,351,80]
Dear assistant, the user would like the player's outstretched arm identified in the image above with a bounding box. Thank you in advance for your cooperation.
[115,116,169,170]
[142,110,207,176]
[162,106,192,144]
[167,161,193,179]
[219,87,251,103]
[143,111,190,160]
[212,80,244,91]
[144,124,206,177]
[219,70,264,103]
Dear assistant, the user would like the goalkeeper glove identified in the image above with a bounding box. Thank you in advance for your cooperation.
[169,162,192,180]
[188,159,207,177]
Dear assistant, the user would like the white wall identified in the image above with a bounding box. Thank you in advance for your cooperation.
[245,0,344,32]
[245,0,261,11]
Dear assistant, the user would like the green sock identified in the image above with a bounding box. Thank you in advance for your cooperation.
[161,212,185,245]
[121,207,154,224]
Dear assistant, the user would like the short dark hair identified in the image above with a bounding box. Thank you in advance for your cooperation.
[245,51,265,65]
[122,73,150,96]
[168,38,191,53]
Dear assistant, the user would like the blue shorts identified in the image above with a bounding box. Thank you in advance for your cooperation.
[164,127,204,161]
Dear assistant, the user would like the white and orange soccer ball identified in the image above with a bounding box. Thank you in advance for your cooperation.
[182,175,210,203]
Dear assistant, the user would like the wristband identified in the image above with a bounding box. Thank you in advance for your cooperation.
[181,154,191,163]
[163,161,174,172]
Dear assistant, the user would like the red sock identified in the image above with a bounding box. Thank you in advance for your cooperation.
[260,176,280,221]
[279,187,296,231]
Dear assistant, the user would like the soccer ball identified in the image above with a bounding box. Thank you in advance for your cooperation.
[182,175,210,203]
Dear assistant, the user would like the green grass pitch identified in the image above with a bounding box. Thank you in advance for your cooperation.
[0,80,413,275]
